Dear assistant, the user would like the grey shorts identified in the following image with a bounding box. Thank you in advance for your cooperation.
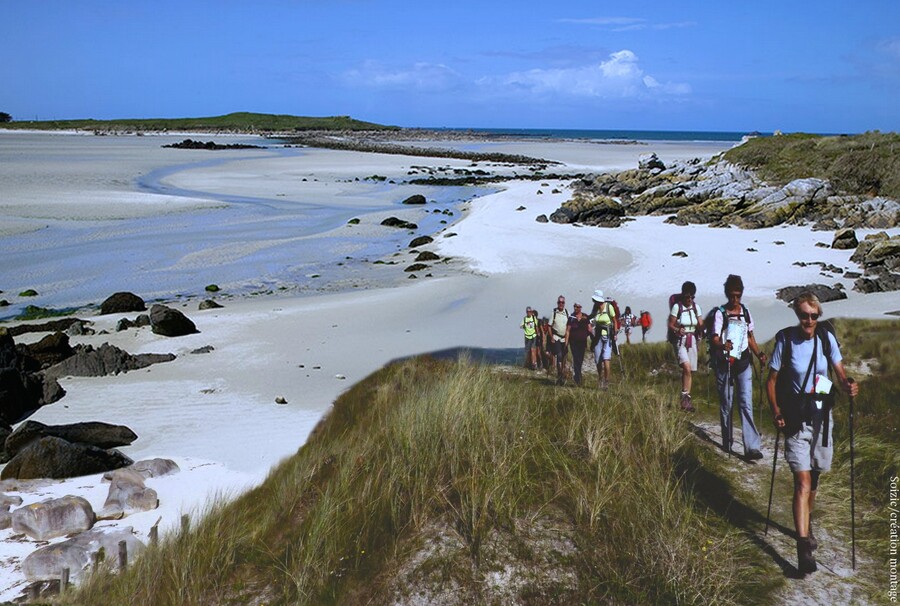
[524,336,537,350]
[784,414,834,473]
[593,337,613,363]
[674,338,698,371]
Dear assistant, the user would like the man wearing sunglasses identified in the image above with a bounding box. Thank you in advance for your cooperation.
[766,292,858,575]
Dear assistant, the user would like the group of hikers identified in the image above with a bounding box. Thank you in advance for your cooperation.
[520,293,651,389]
[521,274,860,575]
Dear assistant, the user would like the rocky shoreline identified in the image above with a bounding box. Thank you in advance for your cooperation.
[549,153,900,294]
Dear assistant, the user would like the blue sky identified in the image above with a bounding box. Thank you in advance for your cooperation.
[2,1,898,132]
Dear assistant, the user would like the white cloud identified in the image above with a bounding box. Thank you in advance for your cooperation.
[489,50,691,99]
[559,16,695,32]
[342,60,462,92]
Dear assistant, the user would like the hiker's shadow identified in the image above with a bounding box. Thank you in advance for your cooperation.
[675,449,804,578]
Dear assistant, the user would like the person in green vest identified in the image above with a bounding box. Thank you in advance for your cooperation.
[589,290,617,389]
[520,306,539,370]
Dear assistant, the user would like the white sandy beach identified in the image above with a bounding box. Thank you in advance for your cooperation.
[0,132,897,599]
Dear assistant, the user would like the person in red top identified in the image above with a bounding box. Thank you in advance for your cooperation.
[639,310,652,343]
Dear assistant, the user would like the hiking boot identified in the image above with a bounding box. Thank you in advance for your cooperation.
[680,392,695,412]
[797,538,817,574]
[808,526,818,551]
[747,449,763,461]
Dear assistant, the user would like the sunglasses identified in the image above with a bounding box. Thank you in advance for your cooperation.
[797,312,820,321]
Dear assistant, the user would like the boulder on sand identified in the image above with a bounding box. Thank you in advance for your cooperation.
[149,304,198,337]
[1,436,133,480]
[99,292,146,315]
[22,527,145,583]
[775,283,847,304]
[4,420,138,459]
[100,468,159,517]
[43,342,175,381]
[11,495,95,541]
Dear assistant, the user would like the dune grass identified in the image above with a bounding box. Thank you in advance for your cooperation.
[723,131,900,198]
[61,318,896,605]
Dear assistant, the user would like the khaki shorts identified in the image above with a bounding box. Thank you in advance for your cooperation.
[674,337,698,371]
[784,414,834,473]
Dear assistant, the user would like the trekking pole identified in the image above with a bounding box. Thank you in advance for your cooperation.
[765,427,780,536]
[726,360,734,455]
[848,377,857,570]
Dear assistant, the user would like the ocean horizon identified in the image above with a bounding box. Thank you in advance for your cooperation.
[424,127,764,142]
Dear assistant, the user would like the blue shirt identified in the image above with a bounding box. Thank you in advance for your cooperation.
[769,327,842,394]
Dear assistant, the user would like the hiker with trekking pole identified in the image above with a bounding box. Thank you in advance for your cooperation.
[765,292,858,575]
[707,275,767,460]
[588,290,618,390]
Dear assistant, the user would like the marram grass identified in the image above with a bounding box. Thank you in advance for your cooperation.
[66,356,767,605]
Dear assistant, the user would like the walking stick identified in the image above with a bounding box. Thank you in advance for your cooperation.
[765,428,780,535]
[849,377,857,570]
[726,360,734,455]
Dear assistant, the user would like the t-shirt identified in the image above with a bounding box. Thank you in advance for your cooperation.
[592,302,617,337]
[622,313,636,329]
[670,302,702,332]
[567,315,592,344]
[521,316,537,339]
[712,305,754,356]
[769,328,842,394]
[551,308,569,341]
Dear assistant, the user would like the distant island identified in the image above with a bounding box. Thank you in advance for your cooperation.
[0,111,399,134]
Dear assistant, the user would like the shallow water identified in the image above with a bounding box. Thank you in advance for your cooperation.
[0,133,491,318]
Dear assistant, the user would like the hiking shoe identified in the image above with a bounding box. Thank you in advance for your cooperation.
[747,449,763,461]
[808,526,818,551]
[797,538,817,574]
[680,393,695,412]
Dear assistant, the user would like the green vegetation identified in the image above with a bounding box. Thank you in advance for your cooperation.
[723,131,900,199]
[204,284,221,293]
[17,289,38,297]
[0,112,397,133]
[64,319,896,605]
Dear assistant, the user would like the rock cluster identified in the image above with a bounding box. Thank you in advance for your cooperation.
[564,158,899,230]
[2,457,179,588]
[0,328,66,427]
[849,232,900,293]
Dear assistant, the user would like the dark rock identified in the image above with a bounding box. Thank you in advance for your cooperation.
[776,284,848,304]
[198,299,223,310]
[550,195,624,227]
[134,314,150,327]
[0,328,65,427]
[409,235,434,248]
[853,269,900,294]
[405,263,429,273]
[43,343,175,381]
[149,304,198,337]
[516,205,527,211]
[0,424,10,462]
[844,271,862,279]
[7,318,87,338]
[381,217,418,229]
[536,214,549,223]
[1,436,133,480]
[116,318,134,332]
[190,345,215,354]
[832,228,859,250]
[672,251,688,258]
[401,194,427,205]
[163,139,264,150]
[21,332,73,370]
[99,292,146,315]
[5,420,137,458]
[415,251,440,262]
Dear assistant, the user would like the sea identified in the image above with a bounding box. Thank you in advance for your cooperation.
[428,128,761,142]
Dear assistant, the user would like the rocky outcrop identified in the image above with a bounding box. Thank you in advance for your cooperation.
[11,495,95,541]
[563,158,899,230]
[22,527,145,583]
[848,232,900,293]
[115,314,150,332]
[99,292,146,315]
[104,458,180,481]
[4,421,137,458]
[149,304,198,337]
[43,343,175,381]
[550,195,626,228]
[775,284,848,304]
[401,194,427,205]
[7,318,90,338]
[1,436,133,480]
[20,332,74,370]
[0,328,65,427]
